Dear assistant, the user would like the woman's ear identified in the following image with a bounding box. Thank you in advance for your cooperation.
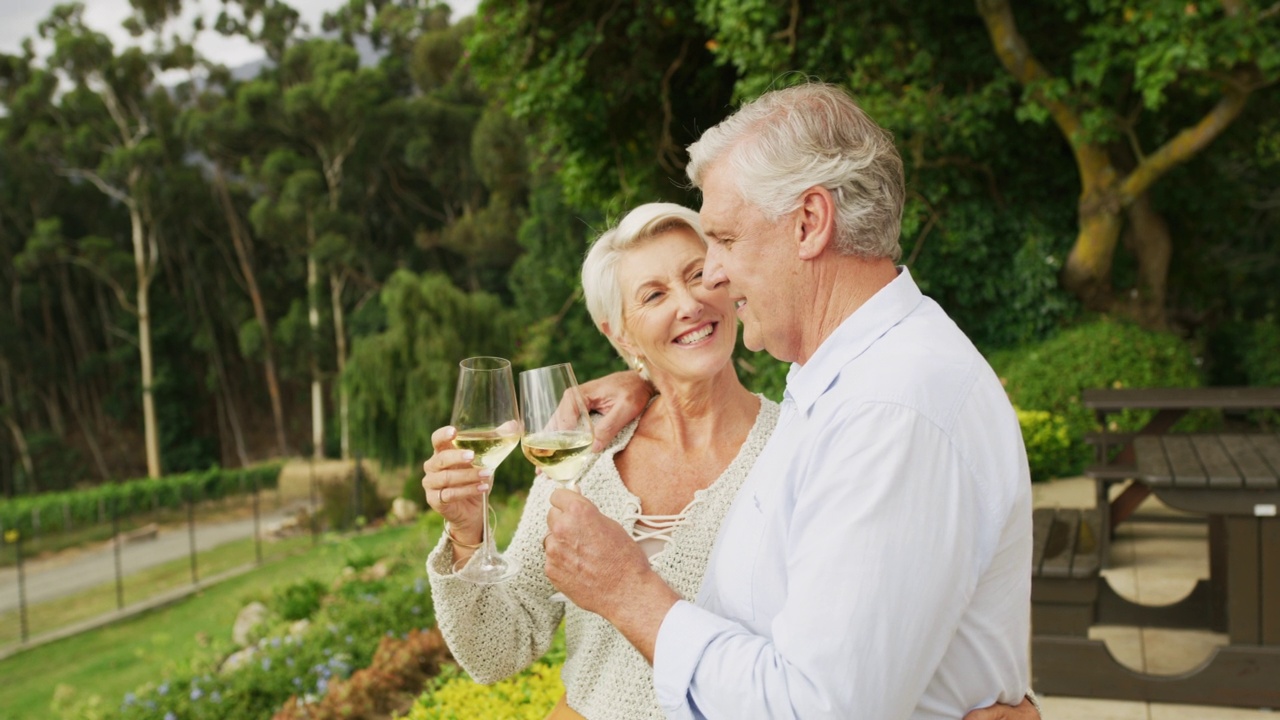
[602,320,639,357]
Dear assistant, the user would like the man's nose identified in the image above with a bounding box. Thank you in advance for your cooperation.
[703,245,729,290]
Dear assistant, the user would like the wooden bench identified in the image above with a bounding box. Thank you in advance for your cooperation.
[1031,507,1102,636]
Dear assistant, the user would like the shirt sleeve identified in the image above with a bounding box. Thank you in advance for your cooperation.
[653,402,1009,718]
[426,474,565,684]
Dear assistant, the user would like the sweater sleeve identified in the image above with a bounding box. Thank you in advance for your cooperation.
[426,475,565,684]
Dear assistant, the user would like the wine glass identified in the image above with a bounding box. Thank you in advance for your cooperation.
[450,356,522,584]
[519,363,598,603]
[519,363,598,492]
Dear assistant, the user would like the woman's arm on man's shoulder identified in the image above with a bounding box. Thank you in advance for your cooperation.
[579,370,654,451]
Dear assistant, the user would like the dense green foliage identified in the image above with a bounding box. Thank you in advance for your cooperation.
[990,318,1208,475]
[0,463,283,537]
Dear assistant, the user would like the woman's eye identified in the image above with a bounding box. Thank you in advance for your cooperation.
[643,292,663,304]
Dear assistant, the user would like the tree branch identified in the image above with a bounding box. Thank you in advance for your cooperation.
[59,167,134,208]
[1119,79,1252,200]
[974,0,1114,190]
[65,256,137,315]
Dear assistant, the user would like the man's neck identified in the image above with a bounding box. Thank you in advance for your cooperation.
[795,256,899,365]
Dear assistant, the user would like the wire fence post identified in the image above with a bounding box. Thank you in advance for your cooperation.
[251,471,262,566]
[353,452,363,530]
[187,483,198,585]
[111,497,124,611]
[309,456,318,545]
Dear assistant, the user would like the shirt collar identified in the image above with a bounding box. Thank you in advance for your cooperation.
[784,266,924,414]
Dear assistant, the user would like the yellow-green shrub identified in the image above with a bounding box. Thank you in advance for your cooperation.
[400,660,563,720]
[1015,408,1073,482]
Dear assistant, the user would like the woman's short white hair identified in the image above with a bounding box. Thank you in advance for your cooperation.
[686,82,905,261]
[581,202,705,366]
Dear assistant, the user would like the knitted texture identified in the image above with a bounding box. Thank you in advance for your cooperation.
[427,396,779,720]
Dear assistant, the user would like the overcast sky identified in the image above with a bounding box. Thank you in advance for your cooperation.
[0,0,480,68]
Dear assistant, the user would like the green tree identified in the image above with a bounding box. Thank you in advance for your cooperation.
[975,0,1280,326]
[31,3,201,477]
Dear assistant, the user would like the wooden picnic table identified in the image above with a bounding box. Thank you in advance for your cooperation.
[1035,431,1280,707]
[1083,386,1280,536]
[1034,388,1280,706]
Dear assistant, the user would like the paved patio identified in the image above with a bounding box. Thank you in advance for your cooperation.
[1032,477,1276,719]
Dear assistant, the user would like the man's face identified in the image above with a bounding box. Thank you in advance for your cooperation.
[698,161,800,361]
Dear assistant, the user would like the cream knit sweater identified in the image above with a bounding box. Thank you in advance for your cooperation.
[427,396,779,720]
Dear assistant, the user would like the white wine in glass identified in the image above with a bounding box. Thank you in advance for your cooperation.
[450,356,522,584]
[519,363,597,491]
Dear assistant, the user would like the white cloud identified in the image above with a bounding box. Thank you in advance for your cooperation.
[0,0,481,69]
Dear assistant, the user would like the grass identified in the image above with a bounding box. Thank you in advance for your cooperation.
[0,533,312,647]
[0,523,429,720]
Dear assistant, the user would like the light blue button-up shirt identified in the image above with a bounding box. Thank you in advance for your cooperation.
[653,268,1032,719]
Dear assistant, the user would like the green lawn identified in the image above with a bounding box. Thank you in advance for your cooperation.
[0,523,431,720]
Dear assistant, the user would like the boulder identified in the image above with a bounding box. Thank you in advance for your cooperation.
[390,497,420,524]
[232,601,270,646]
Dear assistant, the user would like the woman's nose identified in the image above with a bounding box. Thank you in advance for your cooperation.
[676,286,704,320]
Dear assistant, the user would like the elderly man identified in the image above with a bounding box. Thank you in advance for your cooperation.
[544,83,1036,719]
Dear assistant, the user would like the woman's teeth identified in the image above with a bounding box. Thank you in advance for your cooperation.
[676,324,714,344]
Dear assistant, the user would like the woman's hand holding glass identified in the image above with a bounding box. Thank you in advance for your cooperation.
[421,425,494,549]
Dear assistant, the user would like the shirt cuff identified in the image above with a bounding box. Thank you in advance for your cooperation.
[654,600,746,720]
[653,600,703,720]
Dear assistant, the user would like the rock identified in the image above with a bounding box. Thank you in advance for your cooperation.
[219,645,257,674]
[232,601,270,646]
[288,619,311,638]
[390,497,420,524]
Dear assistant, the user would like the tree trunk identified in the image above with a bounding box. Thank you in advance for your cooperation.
[129,200,161,478]
[330,271,349,460]
[1121,192,1172,328]
[307,233,325,461]
[0,358,36,490]
[213,166,289,456]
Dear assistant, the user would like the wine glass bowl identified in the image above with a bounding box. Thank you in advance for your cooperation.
[449,356,522,584]
[519,364,597,491]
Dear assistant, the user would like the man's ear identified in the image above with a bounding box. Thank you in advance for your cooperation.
[795,185,837,261]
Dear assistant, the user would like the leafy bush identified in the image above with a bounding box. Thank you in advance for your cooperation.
[274,579,329,622]
[272,628,451,720]
[0,462,284,538]
[318,464,388,532]
[989,317,1206,476]
[1015,408,1073,482]
[101,529,443,720]
[1241,317,1280,427]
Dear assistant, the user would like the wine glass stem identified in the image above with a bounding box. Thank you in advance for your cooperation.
[479,489,493,558]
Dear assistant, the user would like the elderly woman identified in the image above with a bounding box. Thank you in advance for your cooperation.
[421,204,1040,720]
[422,202,778,719]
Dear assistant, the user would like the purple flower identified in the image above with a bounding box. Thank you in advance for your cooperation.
[164,713,176,720]
[190,687,204,701]
[261,657,272,671]
[157,682,169,696]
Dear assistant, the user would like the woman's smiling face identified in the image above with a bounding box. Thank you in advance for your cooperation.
[614,227,738,384]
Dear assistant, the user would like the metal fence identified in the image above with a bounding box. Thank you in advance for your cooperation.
[0,459,381,653]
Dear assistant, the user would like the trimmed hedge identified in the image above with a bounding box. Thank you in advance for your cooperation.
[989,317,1206,478]
[0,463,284,538]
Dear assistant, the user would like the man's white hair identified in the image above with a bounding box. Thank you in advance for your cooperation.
[686,82,905,261]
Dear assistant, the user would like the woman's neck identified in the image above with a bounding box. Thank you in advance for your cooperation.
[641,366,758,454]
